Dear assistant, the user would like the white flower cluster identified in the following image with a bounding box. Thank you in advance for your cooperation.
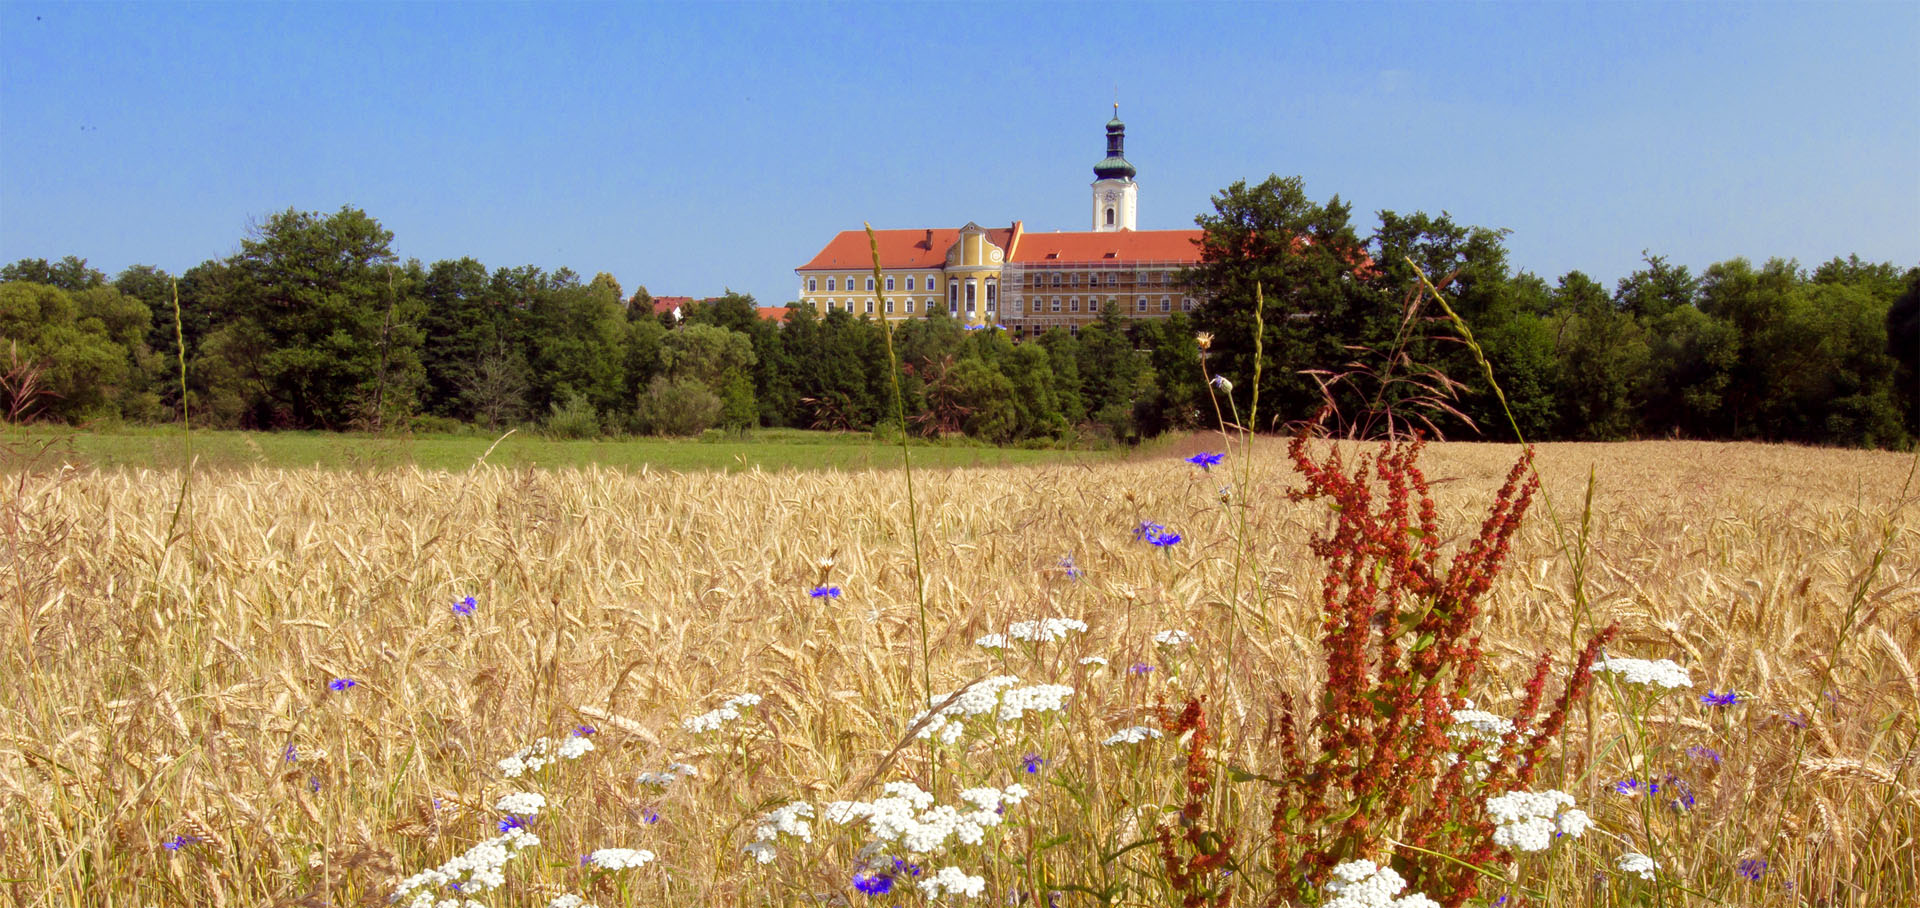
[393,825,540,902]
[549,896,599,908]
[636,762,698,787]
[910,676,1073,744]
[977,618,1088,649]
[1485,789,1590,852]
[585,847,656,870]
[1594,656,1692,689]
[414,900,485,908]
[683,692,763,734]
[1102,725,1162,746]
[918,865,988,899]
[494,791,547,817]
[823,781,1030,856]
[1079,656,1109,666]
[497,735,594,778]
[1322,859,1440,908]
[1153,629,1193,647]
[743,801,814,864]
[1617,851,1658,880]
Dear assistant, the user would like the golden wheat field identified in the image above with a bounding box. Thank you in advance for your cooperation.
[1,439,1915,908]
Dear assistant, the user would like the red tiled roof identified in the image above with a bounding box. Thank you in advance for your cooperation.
[1009,229,1203,264]
[757,306,790,321]
[798,227,1017,271]
[650,295,695,315]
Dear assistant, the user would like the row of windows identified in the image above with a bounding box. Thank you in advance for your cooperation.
[1020,271,1174,288]
[806,274,945,294]
[1004,297,1194,313]
[814,295,1198,316]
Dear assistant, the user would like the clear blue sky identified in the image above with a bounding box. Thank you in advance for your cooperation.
[3,2,1915,308]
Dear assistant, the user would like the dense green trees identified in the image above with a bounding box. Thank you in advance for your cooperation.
[2,193,1913,448]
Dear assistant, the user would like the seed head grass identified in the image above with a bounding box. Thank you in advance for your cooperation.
[0,440,1913,905]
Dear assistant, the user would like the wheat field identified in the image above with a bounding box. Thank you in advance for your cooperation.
[1,439,1914,907]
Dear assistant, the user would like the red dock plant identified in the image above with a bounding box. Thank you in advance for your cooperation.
[1267,432,1616,907]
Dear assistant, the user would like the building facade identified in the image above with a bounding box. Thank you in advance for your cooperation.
[794,109,1203,337]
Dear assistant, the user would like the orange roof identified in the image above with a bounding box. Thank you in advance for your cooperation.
[798,227,1018,271]
[1009,229,1203,264]
[757,306,790,321]
[650,295,695,315]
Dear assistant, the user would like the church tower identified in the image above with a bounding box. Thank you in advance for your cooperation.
[1091,106,1138,232]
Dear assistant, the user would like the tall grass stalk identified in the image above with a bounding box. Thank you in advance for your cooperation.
[865,224,935,779]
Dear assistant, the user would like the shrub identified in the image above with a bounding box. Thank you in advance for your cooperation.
[542,391,603,439]
[637,375,721,437]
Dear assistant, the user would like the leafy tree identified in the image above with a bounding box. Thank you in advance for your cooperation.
[1547,271,1648,439]
[2,256,106,292]
[1887,272,1920,435]
[1189,176,1391,429]
[460,351,531,430]
[1614,253,1698,321]
[528,276,629,418]
[637,375,722,436]
[230,206,423,428]
[0,282,127,421]
[417,257,497,420]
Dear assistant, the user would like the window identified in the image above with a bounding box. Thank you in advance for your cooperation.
[807,277,817,293]
[827,277,837,292]
[1051,273,1062,288]
[1136,298,1148,312]
[885,276,895,291]
[1106,273,1118,286]
[1050,297,1061,312]
[865,298,874,314]
[1070,273,1079,287]
[1161,298,1172,312]
[965,279,977,314]
[865,276,875,291]
[949,282,959,314]
[985,279,996,312]
[1012,298,1022,313]
[1182,298,1195,311]
[1069,298,1080,312]
[886,299,895,314]
[906,276,915,291]
[1105,206,1115,226]
[1160,271,1170,284]
[905,299,915,313]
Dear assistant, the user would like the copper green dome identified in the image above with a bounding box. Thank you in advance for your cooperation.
[1095,110,1135,181]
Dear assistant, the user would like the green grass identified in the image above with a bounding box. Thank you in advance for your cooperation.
[1,425,1116,473]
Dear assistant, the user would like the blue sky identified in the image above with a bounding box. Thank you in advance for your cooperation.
[3,2,1915,307]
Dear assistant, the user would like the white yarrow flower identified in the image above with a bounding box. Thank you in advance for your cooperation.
[1153,629,1193,647]
[975,633,1009,649]
[1617,851,1658,880]
[918,865,988,899]
[1485,789,1585,853]
[1103,726,1162,746]
[585,847,656,870]
[494,792,547,817]
[1079,656,1109,666]
[1594,656,1693,689]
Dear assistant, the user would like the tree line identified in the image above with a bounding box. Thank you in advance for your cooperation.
[2,184,1914,448]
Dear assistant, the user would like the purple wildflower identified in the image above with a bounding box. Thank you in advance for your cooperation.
[328,678,355,692]
[1700,689,1739,707]
[853,873,894,895]
[1185,451,1224,471]
[452,595,477,616]
[809,586,842,599]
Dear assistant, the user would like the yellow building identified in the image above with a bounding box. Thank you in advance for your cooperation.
[794,110,1204,337]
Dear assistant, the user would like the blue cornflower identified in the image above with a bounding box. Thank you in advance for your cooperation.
[1614,778,1641,795]
[162,835,194,851]
[1132,521,1165,542]
[1738,858,1767,881]
[573,725,597,737]
[892,858,923,877]
[1185,452,1224,471]
[853,873,894,895]
[1021,752,1046,774]
[640,806,660,825]
[497,815,525,834]
[308,776,321,793]
[1148,532,1182,547]
[809,586,842,599]
[452,595,477,616]
[328,678,356,692]
[1700,689,1739,707]
[1687,744,1723,765]
[1781,712,1808,728]
[283,744,298,762]
[1058,556,1083,580]
[1128,662,1154,675]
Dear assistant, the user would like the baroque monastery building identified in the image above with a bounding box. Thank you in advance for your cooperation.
[795,110,1202,337]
